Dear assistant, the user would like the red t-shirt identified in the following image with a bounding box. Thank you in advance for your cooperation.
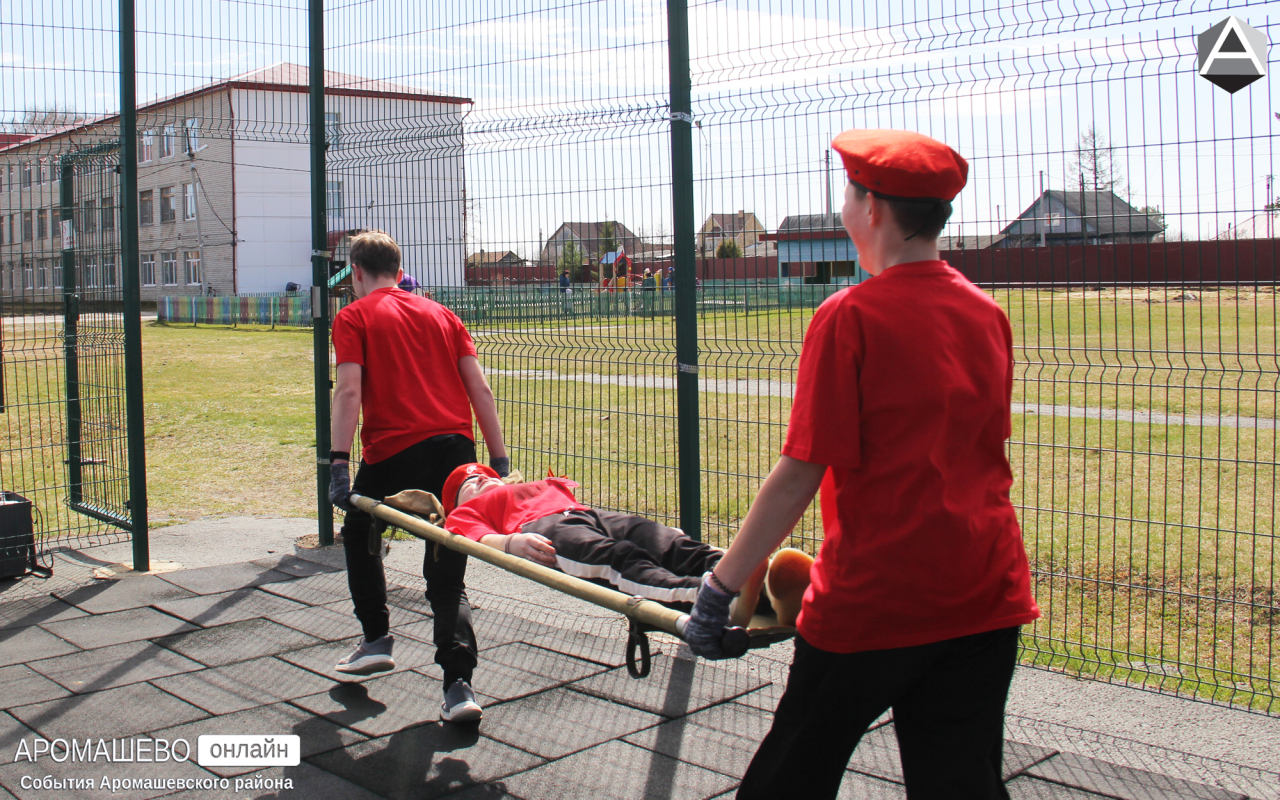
[783,260,1040,653]
[332,287,477,463]
[447,479,588,541]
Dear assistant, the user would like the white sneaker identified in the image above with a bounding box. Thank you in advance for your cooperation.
[440,679,483,723]
[334,634,396,675]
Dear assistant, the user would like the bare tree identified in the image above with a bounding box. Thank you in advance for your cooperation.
[1070,125,1122,192]
[10,106,90,135]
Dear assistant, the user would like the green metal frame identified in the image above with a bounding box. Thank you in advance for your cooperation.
[310,0,333,546]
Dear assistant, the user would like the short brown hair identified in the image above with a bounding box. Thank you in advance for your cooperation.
[349,230,401,278]
[851,181,952,241]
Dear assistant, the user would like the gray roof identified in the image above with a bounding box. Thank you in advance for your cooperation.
[776,214,844,233]
[938,234,1006,250]
[1004,191,1164,237]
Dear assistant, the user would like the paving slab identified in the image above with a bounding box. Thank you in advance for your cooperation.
[415,642,608,705]
[156,562,295,595]
[260,571,353,606]
[53,574,197,614]
[252,553,343,578]
[319,598,430,633]
[845,724,1057,783]
[498,739,736,800]
[279,634,439,682]
[837,771,910,800]
[624,699,772,779]
[1026,752,1247,800]
[1007,776,1117,799]
[525,626,632,667]
[479,687,663,761]
[275,603,366,642]
[307,721,543,800]
[569,653,765,717]
[151,700,367,777]
[0,626,81,667]
[437,784,526,799]
[0,665,72,709]
[163,762,383,800]
[290,670,445,738]
[28,639,204,694]
[731,681,784,713]
[9,682,208,740]
[38,606,197,650]
[468,608,561,651]
[0,597,88,631]
[150,656,339,716]
[152,617,322,668]
[386,585,436,617]
[153,586,309,628]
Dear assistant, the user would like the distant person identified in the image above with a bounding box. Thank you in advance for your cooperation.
[662,268,674,290]
[685,130,1040,799]
[285,281,302,293]
[398,274,421,292]
[327,229,510,724]
[559,270,571,292]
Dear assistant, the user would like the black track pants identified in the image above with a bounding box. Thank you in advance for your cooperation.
[737,626,1021,800]
[342,434,479,692]
[521,509,722,607]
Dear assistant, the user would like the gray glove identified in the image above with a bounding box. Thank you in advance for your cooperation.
[328,461,353,513]
[489,456,510,478]
[684,572,734,660]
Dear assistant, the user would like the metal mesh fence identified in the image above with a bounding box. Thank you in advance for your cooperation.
[1,7,134,552]
[4,1,1273,713]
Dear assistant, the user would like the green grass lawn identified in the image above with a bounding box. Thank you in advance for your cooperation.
[3,284,1273,710]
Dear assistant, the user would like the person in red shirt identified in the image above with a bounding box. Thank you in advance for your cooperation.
[441,464,769,618]
[684,130,1040,799]
[327,230,508,724]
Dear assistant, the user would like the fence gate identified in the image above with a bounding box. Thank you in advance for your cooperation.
[0,139,141,566]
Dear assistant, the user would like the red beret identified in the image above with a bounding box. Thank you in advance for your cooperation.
[831,129,968,201]
[442,462,500,515]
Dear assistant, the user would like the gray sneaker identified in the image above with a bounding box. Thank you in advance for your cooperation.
[440,679,483,723]
[334,634,395,675]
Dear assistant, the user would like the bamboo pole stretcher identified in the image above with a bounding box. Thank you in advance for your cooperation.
[350,493,756,677]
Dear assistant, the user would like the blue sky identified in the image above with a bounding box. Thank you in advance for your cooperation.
[4,1,1279,254]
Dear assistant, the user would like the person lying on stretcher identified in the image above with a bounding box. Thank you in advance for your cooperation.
[439,463,813,627]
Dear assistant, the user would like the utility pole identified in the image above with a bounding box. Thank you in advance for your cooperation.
[824,134,834,218]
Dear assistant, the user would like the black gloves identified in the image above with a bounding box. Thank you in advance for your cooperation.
[329,461,353,512]
[489,456,510,478]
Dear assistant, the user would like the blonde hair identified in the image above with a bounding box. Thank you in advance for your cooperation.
[349,229,401,278]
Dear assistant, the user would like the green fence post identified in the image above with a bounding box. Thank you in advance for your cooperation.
[309,0,333,547]
[120,0,149,571]
[667,0,701,541]
[59,159,82,512]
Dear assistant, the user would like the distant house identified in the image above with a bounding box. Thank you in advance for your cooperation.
[697,211,766,255]
[1216,211,1279,240]
[465,250,526,269]
[997,190,1164,247]
[762,214,865,283]
[938,234,1006,251]
[539,221,643,266]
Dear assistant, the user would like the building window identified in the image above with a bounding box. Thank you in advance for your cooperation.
[184,183,197,220]
[139,190,154,225]
[160,187,175,223]
[53,260,62,289]
[37,260,48,289]
[326,180,343,224]
[22,211,33,241]
[82,199,97,232]
[101,196,114,231]
[184,250,201,285]
[84,262,99,289]
[185,118,200,153]
[161,125,175,158]
[141,130,154,162]
[141,254,156,286]
[38,158,48,185]
[325,112,341,149]
[162,252,178,285]
[36,209,47,239]
[22,162,32,188]
[23,262,33,290]
[103,255,117,287]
